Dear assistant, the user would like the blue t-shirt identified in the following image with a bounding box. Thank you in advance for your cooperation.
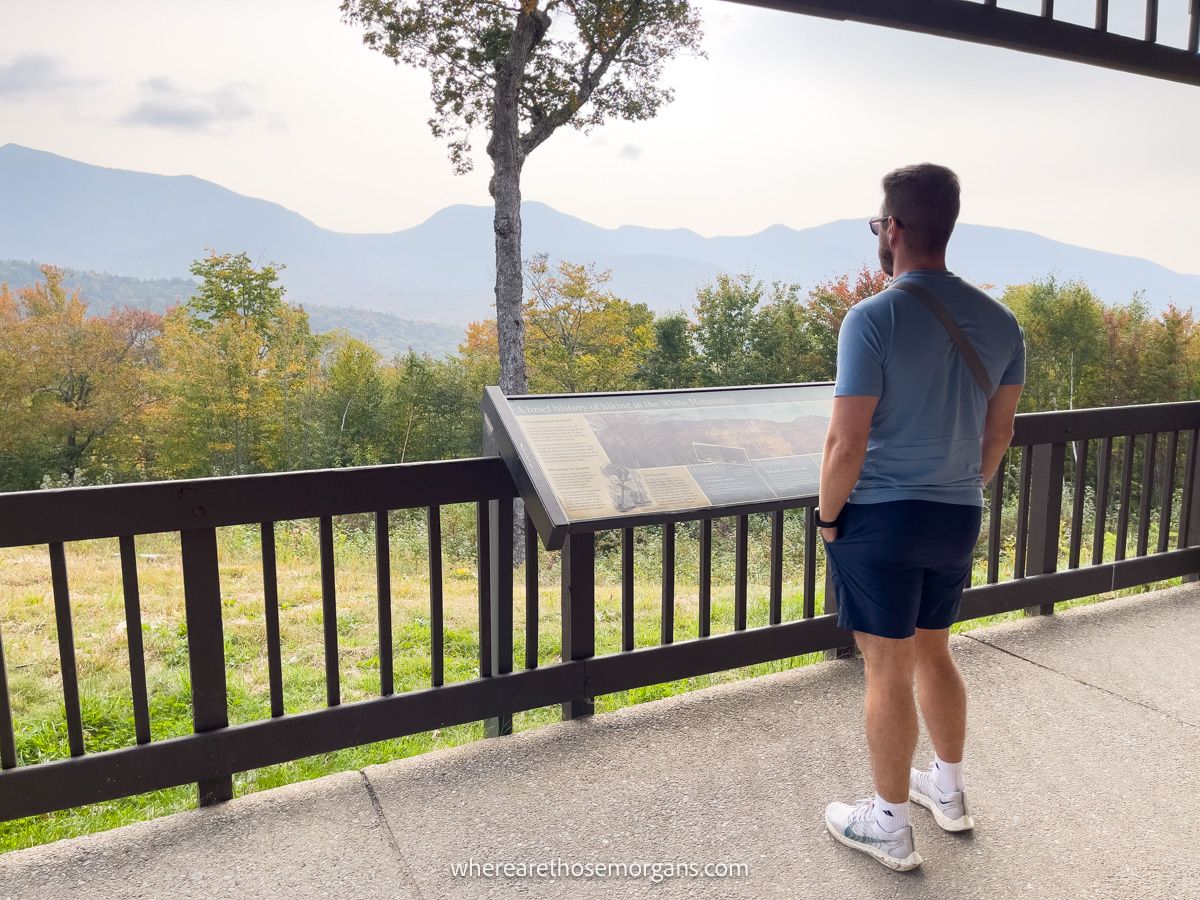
[834,269,1025,506]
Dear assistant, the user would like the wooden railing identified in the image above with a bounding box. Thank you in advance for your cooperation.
[1,402,1198,822]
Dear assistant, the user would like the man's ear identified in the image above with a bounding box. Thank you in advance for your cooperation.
[888,219,904,251]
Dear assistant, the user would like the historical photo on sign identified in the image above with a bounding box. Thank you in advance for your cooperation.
[504,385,834,523]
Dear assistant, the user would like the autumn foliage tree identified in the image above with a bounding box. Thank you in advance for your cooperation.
[523,255,654,393]
[793,267,890,381]
[462,256,653,394]
[0,267,159,490]
[153,252,324,477]
[1002,278,1105,411]
[1143,304,1197,404]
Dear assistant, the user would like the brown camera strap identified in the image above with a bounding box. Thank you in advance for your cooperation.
[890,281,995,397]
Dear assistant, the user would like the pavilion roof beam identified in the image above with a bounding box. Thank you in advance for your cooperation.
[724,0,1200,88]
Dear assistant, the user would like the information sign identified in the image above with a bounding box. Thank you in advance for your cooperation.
[484,384,835,550]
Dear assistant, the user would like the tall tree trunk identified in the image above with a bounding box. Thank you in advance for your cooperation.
[488,158,532,559]
[489,9,550,566]
[488,8,550,397]
[491,159,527,396]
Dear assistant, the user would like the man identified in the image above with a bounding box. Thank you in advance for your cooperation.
[817,164,1025,871]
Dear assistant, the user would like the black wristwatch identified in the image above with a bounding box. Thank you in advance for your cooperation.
[814,508,841,529]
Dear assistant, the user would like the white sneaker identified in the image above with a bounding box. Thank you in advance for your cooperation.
[824,798,922,872]
[909,767,974,832]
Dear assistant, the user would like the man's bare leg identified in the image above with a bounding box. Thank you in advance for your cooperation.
[854,631,917,802]
[909,626,974,830]
[914,627,966,763]
[823,630,922,871]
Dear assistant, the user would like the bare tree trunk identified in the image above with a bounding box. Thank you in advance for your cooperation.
[489,10,549,566]
[491,52,530,562]
[488,8,549,397]
[491,162,527,396]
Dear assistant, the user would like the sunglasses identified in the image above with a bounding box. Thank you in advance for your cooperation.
[868,215,903,236]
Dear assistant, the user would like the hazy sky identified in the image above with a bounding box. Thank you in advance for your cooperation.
[1,0,1197,273]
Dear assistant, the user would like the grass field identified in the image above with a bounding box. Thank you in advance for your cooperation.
[0,503,1178,853]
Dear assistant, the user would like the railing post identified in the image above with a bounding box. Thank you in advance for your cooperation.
[179,527,233,806]
[699,519,713,636]
[661,523,675,645]
[476,502,491,677]
[1024,442,1066,616]
[734,515,749,631]
[1184,429,1200,582]
[526,512,540,669]
[318,517,340,707]
[1188,434,1200,546]
[769,510,784,626]
[49,544,84,758]
[0,620,16,770]
[485,498,514,737]
[561,532,595,720]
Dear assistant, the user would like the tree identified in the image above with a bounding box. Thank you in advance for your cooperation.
[796,267,888,382]
[637,312,699,388]
[153,253,323,477]
[0,283,32,481]
[1143,304,1197,403]
[0,267,160,489]
[1094,296,1152,408]
[462,256,653,394]
[522,255,653,393]
[187,251,287,333]
[384,351,487,460]
[692,274,763,386]
[746,281,809,383]
[320,334,387,467]
[341,0,704,397]
[1002,278,1105,412]
[263,304,328,471]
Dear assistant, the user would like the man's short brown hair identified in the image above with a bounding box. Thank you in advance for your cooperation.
[881,164,961,255]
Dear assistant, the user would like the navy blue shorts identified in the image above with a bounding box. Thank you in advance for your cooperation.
[823,500,983,639]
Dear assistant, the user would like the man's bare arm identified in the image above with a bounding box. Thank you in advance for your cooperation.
[982,384,1023,483]
[818,395,879,540]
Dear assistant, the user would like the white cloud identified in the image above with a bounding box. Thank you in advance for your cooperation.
[0,55,95,100]
[120,78,255,134]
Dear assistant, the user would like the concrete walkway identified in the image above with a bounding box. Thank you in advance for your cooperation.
[3,585,1199,900]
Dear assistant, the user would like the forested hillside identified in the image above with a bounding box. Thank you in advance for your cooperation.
[0,253,1195,492]
[0,260,463,358]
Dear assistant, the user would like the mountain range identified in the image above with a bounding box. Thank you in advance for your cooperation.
[2,143,1197,325]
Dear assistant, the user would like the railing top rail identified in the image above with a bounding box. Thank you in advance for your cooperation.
[1011,401,1200,446]
[0,457,516,548]
[1,401,1196,549]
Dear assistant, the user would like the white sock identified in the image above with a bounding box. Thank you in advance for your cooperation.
[932,754,965,794]
[873,794,910,832]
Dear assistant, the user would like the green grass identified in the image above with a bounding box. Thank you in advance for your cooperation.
[0,505,1181,853]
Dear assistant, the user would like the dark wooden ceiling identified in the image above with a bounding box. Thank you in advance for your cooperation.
[725,0,1200,87]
